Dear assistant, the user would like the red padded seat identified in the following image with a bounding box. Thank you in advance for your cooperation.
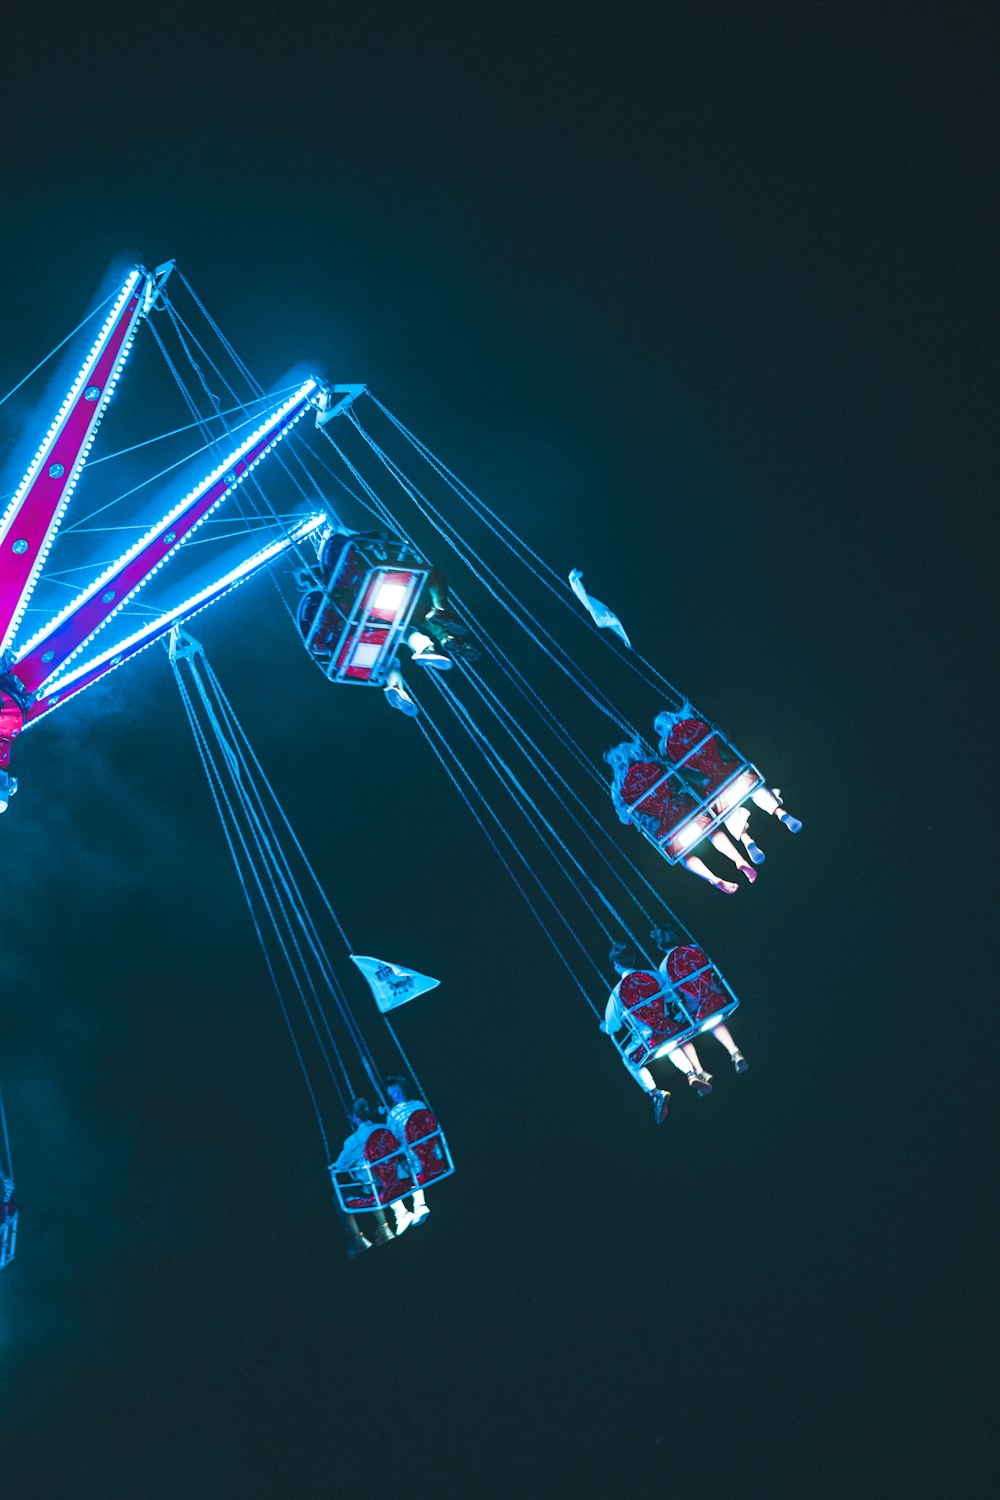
[364,1127,413,1203]
[620,971,660,1027]
[619,970,687,1066]
[663,718,740,796]
[320,537,364,593]
[621,760,700,839]
[297,591,342,657]
[664,944,728,1022]
[404,1108,449,1187]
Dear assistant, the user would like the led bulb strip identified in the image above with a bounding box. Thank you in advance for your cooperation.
[25,513,326,727]
[0,270,151,655]
[12,380,317,693]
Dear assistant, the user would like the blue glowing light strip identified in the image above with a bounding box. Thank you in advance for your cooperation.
[0,269,150,654]
[25,513,326,726]
[14,380,317,689]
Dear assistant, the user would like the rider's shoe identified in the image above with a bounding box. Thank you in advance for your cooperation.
[412,645,453,670]
[384,682,419,717]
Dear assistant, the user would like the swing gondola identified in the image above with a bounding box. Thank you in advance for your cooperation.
[329,1110,453,1216]
[614,727,763,865]
[607,947,740,1073]
[297,529,431,686]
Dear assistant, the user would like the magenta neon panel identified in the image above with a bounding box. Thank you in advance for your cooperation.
[12,385,315,693]
[0,274,148,651]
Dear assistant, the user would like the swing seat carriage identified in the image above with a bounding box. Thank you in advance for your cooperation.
[329,1109,454,1214]
[297,531,430,688]
[610,947,739,1069]
[622,719,764,864]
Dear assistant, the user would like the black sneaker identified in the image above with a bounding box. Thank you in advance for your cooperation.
[652,1089,671,1124]
[346,1235,371,1258]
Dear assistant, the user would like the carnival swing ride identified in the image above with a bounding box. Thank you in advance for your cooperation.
[0,258,802,1267]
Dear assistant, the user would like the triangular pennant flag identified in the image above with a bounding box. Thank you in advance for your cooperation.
[568,568,631,648]
[350,955,441,1013]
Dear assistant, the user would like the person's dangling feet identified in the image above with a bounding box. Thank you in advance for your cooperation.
[384,669,420,717]
[652,1089,671,1124]
[745,839,766,865]
[384,686,420,717]
[393,1207,416,1237]
[688,1072,713,1097]
[777,811,802,833]
[411,643,453,670]
[372,1222,394,1246]
[740,864,758,884]
[346,1234,372,1258]
[731,1052,749,1075]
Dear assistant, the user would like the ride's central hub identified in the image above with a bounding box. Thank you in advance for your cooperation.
[0,676,26,767]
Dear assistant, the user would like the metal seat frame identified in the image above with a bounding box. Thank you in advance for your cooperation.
[329,1124,454,1214]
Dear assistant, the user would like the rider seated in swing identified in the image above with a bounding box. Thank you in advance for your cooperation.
[383,565,481,716]
[604,740,757,893]
[384,1075,433,1226]
[652,706,802,860]
[649,924,748,1087]
[307,526,478,718]
[602,931,749,1116]
[331,1098,396,1258]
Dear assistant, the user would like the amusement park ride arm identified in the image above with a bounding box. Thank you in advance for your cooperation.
[0,260,345,802]
[23,512,326,727]
[8,379,319,697]
[0,265,168,655]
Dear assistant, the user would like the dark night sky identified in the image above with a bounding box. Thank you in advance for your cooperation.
[0,4,995,1497]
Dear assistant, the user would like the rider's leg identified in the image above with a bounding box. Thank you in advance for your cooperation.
[751,786,802,832]
[712,1022,749,1072]
[383,664,419,717]
[682,854,739,894]
[723,806,766,864]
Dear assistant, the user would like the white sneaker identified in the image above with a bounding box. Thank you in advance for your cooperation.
[384,683,419,717]
[393,1209,417,1236]
[412,645,453,670]
[413,1204,431,1225]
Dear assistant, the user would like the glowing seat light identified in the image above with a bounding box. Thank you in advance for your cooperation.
[716,769,759,815]
[673,818,705,853]
[348,641,383,671]
[302,548,430,688]
[374,580,407,615]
